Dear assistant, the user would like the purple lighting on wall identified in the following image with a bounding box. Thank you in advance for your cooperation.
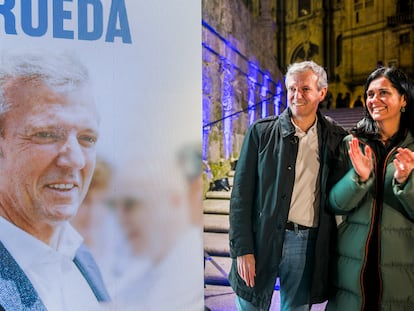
[222,61,233,160]
[202,98,210,161]
[274,81,283,116]
[202,20,285,162]
[261,74,269,118]
[202,61,212,161]
[248,62,258,125]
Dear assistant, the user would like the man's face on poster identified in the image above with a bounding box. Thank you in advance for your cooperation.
[0,78,99,226]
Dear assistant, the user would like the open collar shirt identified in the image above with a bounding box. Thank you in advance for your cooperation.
[0,216,101,311]
[288,117,321,227]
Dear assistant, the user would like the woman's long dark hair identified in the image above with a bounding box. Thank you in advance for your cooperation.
[352,66,414,138]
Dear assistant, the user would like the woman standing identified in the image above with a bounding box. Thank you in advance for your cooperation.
[327,67,414,310]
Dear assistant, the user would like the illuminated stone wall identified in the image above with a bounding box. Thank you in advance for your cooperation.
[202,0,285,165]
[281,0,414,107]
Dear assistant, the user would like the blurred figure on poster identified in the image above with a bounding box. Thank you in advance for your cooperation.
[0,51,110,310]
[177,142,204,227]
[107,143,204,310]
[71,157,127,284]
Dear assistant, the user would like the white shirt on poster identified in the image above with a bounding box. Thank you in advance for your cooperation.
[109,226,204,311]
[0,216,101,311]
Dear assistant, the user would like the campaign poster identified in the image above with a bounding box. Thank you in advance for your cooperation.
[0,1,203,310]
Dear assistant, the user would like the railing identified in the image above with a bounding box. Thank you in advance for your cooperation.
[202,93,285,130]
[202,20,281,96]
[387,11,414,27]
[202,20,285,160]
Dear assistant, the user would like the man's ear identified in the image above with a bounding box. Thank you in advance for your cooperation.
[320,87,327,100]
[402,94,407,107]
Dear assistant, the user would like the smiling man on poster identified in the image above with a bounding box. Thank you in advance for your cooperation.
[0,52,110,310]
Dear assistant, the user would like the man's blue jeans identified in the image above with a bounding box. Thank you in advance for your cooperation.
[235,227,317,311]
[279,227,317,311]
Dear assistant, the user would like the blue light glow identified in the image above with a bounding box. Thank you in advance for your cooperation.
[202,20,285,161]
[202,97,211,161]
[222,61,233,160]
[248,62,258,125]
[274,81,283,115]
[202,61,212,161]
[261,74,269,118]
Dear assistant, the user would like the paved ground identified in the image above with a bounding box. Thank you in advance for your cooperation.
[205,285,327,311]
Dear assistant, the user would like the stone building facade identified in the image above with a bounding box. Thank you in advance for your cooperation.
[202,0,284,169]
[278,0,414,107]
[202,0,414,179]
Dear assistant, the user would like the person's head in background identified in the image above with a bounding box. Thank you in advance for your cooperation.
[72,157,112,246]
[0,51,99,244]
[177,142,203,227]
[110,150,192,263]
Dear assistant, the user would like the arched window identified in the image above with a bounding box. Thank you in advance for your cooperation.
[291,41,319,63]
[298,0,311,17]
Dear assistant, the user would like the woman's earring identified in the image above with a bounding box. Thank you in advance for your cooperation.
[401,106,406,113]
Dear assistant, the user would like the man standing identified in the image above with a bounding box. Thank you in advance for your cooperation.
[0,52,110,310]
[229,61,347,310]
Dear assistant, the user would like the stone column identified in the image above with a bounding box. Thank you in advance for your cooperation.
[221,60,234,160]
[247,62,258,125]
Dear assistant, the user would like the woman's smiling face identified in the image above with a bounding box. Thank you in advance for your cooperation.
[366,76,406,124]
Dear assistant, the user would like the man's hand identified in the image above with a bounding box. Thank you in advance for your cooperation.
[237,254,256,287]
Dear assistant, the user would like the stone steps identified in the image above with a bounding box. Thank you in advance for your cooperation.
[203,199,230,215]
[204,255,232,286]
[204,214,230,233]
[204,170,233,288]
[205,190,231,200]
[204,171,233,287]
[204,231,231,286]
[204,231,230,257]
[322,107,365,130]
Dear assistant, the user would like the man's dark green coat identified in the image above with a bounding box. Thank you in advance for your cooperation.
[228,108,347,309]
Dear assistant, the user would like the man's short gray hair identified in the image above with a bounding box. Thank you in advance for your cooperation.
[0,51,90,116]
[285,61,328,90]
